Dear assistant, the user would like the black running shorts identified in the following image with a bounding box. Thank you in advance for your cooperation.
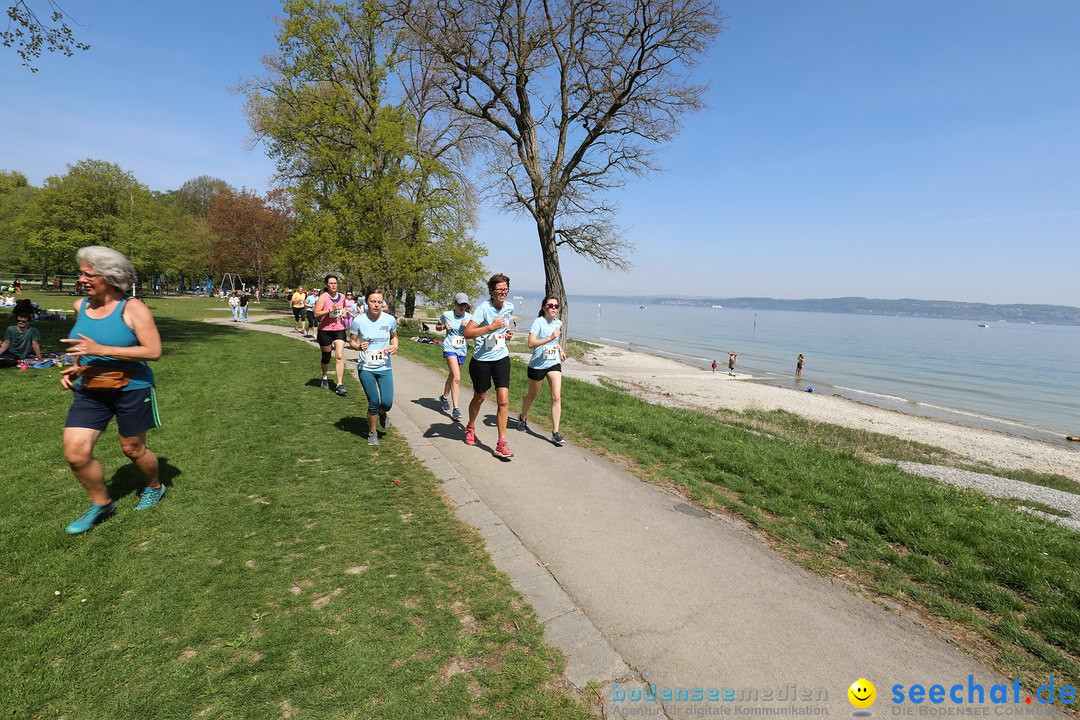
[527,363,562,381]
[469,356,511,393]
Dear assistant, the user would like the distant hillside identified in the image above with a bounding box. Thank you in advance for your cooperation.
[651,297,1080,326]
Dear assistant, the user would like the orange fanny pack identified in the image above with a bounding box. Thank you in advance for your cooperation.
[76,365,131,390]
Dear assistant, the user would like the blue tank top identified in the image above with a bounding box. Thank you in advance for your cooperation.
[71,297,154,390]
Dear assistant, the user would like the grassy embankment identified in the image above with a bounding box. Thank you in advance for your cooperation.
[0,294,591,719]
[396,327,1080,702]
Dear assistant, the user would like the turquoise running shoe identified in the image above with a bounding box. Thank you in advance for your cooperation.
[66,502,116,535]
[134,484,166,511]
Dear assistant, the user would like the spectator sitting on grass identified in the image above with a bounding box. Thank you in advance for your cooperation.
[1,294,14,306]
[0,300,44,366]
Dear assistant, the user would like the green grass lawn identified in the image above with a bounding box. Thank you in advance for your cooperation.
[0,297,590,719]
[396,335,1080,702]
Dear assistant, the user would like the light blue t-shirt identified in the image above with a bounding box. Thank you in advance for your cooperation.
[470,299,515,362]
[349,312,397,373]
[528,316,563,369]
[440,309,472,357]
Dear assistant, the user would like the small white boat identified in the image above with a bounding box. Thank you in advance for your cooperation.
[639,305,647,310]
[977,323,989,328]
[712,304,724,309]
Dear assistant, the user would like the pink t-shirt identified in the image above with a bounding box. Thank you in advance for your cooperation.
[317,292,347,332]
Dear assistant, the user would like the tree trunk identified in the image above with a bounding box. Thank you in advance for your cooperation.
[405,290,416,318]
[536,214,569,339]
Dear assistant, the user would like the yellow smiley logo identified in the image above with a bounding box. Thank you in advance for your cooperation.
[848,678,876,709]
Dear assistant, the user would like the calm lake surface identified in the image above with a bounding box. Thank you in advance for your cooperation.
[523,298,1080,443]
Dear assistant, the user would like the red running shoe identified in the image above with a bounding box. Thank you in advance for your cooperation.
[493,439,514,459]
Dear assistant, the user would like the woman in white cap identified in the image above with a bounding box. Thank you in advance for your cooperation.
[435,292,472,421]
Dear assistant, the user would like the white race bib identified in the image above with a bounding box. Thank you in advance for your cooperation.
[365,349,385,365]
[486,333,506,349]
[448,335,466,349]
[542,344,560,361]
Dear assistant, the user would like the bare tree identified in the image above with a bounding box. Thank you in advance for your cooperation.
[3,1,89,71]
[394,0,722,323]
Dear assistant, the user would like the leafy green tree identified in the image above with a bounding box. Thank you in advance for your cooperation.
[243,0,485,315]
[0,170,36,272]
[154,194,217,286]
[19,159,167,284]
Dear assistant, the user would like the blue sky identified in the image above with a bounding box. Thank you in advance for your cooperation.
[2,0,1078,306]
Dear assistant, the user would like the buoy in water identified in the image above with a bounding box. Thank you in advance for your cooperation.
[806,386,814,393]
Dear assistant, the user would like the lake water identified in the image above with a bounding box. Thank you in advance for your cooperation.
[515,297,1079,443]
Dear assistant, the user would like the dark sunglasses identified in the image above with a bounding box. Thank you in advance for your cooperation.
[545,303,560,309]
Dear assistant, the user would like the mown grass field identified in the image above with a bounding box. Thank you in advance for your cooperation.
[395,330,1080,703]
[0,294,591,720]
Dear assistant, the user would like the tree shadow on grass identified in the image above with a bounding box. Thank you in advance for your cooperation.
[105,456,181,501]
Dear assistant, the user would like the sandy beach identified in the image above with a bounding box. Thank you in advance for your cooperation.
[562,343,1080,484]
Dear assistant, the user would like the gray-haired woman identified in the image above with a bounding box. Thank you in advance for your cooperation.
[59,246,165,534]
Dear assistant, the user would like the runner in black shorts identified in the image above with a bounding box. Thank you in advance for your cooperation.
[290,285,307,333]
[518,295,567,445]
[314,274,349,395]
[462,274,516,459]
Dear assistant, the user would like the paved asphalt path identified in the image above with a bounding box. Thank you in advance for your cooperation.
[215,319,1059,719]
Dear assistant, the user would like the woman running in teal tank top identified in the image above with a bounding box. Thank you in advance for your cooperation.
[59,246,166,534]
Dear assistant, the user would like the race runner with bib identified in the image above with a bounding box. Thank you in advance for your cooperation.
[437,293,473,421]
[518,296,567,446]
[463,274,516,459]
[440,309,471,359]
[471,300,514,362]
[349,290,398,446]
[351,313,395,372]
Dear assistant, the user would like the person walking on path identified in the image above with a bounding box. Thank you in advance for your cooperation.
[518,295,567,446]
[728,351,737,377]
[229,291,240,322]
[304,290,317,338]
[463,274,515,459]
[436,292,472,422]
[59,246,165,534]
[238,291,250,322]
[349,288,398,446]
[290,286,307,334]
[314,274,348,395]
[796,354,805,376]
